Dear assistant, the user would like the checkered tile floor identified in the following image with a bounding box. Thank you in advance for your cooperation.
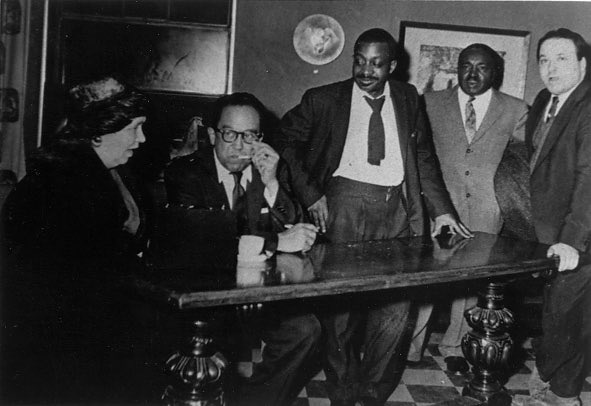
[236,333,591,406]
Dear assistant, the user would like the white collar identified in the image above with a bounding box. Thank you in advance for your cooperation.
[457,86,492,107]
[549,77,583,112]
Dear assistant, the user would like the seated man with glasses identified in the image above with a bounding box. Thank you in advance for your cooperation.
[163,92,320,406]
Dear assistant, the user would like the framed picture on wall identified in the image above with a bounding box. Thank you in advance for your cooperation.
[399,21,530,98]
[62,18,230,95]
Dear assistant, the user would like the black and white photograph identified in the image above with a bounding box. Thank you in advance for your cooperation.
[0,1,590,406]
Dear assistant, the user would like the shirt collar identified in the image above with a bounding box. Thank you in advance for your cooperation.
[213,149,252,185]
[550,77,582,109]
[458,86,492,107]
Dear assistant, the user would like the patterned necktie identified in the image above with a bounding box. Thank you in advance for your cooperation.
[546,96,559,122]
[364,96,386,166]
[230,171,245,211]
[465,96,476,143]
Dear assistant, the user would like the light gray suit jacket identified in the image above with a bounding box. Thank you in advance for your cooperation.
[425,87,528,233]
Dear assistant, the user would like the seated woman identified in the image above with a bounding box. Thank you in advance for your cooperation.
[0,77,150,404]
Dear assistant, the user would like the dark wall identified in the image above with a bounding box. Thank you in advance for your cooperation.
[233,1,591,117]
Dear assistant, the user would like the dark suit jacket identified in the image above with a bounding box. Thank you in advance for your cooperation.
[164,147,304,246]
[278,78,455,236]
[526,80,591,253]
[1,143,148,371]
[2,143,149,269]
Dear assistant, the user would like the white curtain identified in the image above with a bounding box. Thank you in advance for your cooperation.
[0,0,29,180]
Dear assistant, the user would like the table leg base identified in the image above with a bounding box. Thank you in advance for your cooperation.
[462,386,512,406]
[162,320,228,406]
[163,385,225,406]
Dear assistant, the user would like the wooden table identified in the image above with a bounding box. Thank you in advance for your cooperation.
[131,232,557,406]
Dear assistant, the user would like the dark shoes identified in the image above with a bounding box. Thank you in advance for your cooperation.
[444,356,470,374]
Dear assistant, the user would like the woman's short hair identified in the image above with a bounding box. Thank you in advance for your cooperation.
[57,77,149,142]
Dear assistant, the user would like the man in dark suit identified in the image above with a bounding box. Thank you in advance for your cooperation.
[278,28,471,406]
[164,92,320,406]
[512,28,591,406]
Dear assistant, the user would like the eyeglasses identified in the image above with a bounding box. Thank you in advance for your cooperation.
[216,128,263,144]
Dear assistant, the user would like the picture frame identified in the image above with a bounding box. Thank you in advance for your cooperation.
[399,21,530,98]
[62,18,230,95]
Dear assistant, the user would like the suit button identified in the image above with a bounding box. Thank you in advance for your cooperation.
[465,170,470,176]
[466,193,471,198]
[466,148,472,153]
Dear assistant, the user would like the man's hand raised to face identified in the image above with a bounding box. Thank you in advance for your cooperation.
[251,141,280,194]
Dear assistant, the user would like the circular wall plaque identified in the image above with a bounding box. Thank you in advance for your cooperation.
[293,14,345,65]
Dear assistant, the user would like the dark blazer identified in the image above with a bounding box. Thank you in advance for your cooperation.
[526,80,591,253]
[278,78,455,236]
[164,147,304,243]
[2,143,148,269]
[0,143,149,403]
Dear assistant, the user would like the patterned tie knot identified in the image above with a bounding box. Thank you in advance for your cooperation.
[546,96,559,122]
[468,96,476,103]
[364,96,385,113]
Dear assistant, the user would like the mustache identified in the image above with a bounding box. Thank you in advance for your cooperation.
[355,74,378,80]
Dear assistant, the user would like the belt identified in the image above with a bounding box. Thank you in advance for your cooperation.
[329,176,403,202]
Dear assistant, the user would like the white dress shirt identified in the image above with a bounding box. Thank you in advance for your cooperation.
[333,81,405,186]
[213,152,277,209]
[457,87,492,131]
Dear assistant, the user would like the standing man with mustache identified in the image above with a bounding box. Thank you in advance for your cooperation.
[408,43,528,367]
[278,28,471,406]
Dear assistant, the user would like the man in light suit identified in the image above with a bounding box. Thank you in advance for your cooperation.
[278,28,471,406]
[408,44,528,365]
[512,28,591,406]
[164,92,320,406]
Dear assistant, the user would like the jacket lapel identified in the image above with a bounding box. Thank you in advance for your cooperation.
[526,91,550,157]
[329,80,354,168]
[389,80,409,165]
[202,148,232,209]
[246,169,265,222]
[445,87,466,144]
[472,90,503,144]
[532,81,591,172]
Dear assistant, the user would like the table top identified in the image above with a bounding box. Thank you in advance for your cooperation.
[131,232,556,310]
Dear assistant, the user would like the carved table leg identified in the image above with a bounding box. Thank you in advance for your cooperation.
[162,318,228,406]
[462,282,514,405]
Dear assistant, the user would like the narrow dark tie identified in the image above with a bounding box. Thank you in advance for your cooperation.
[364,96,386,166]
[231,171,245,211]
[465,96,476,143]
[546,96,559,122]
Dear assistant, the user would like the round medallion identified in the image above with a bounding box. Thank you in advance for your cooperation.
[293,14,345,65]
